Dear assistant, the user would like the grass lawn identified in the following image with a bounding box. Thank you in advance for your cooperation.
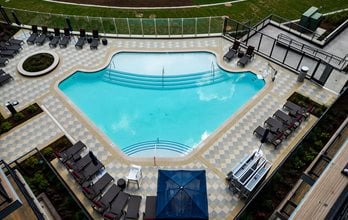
[1,0,347,23]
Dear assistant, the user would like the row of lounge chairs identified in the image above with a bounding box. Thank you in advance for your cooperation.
[0,69,13,86]
[54,141,142,219]
[0,38,23,65]
[253,101,312,148]
[26,25,101,50]
[223,41,255,67]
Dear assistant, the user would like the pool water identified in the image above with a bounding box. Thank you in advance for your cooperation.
[59,52,264,157]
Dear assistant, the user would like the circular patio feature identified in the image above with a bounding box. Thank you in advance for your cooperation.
[18,51,59,77]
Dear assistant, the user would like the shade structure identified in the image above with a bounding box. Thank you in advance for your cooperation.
[156,170,208,220]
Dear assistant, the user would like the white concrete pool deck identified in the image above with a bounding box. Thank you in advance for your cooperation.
[0,30,337,219]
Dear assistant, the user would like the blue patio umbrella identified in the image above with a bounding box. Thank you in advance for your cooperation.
[156,170,209,220]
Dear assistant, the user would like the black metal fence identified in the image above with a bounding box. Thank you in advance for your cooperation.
[223,17,346,86]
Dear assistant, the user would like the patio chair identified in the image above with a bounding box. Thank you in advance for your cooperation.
[75,29,86,49]
[273,109,302,129]
[59,28,71,48]
[90,29,99,50]
[65,153,92,172]
[126,165,142,189]
[283,100,312,119]
[223,40,240,62]
[49,28,61,48]
[82,173,114,200]
[72,160,104,184]
[264,117,292,137]
[103,191,130,220]
[92,184,122,213]
[124,195,142,220]
[54,140,87,163]
[0,50,16,58]
[8,38,24,45]
[253,126,283,148]
[0,57,9,67]
[27,25,38,45]
[238,45,254,67]
[0,71,13,86]
[143,196,157,220]
[0,41,22,52]
[35,26,48,45]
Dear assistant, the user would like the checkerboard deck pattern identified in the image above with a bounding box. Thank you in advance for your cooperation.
[0,31,338,219]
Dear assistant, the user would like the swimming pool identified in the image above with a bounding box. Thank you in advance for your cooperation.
[59,52,265,157]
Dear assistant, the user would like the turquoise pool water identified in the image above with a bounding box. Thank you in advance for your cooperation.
[59,52,264,156]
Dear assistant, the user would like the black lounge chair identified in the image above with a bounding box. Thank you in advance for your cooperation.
[27,25,38,45]
[35,26,48,45]
[103,191,130,219]
[0,50,16,58]
[0,57,9,67]
[82,173,114,200]
[75,29,86,49]
[90,29,99,50]
[54,140,87,163]
[143,196,156,220]
[238,46,254,67]
[283,100,312,119]
[125,195,142,220]
[92,184,122,213]
[8,38,24,45]
[72,160,104,184]
[59,28,71,48]
[264,117,292,137]
[273,110,302,128]
[0,71,13,86]
[253,126,283,148]
[49,28,61,48]
[0,42,22,52]
[65,153,92,172]
[224,41,240,62]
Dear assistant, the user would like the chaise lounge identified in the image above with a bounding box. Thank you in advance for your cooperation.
[65,153,92,172]
[0,70,13,86]
[35,26,48,46]
[54,140,87,163]
[92,184,122,213]
[75,29,86,49]
[59,28,71,48]
[223,40,240,62]
[253,126,283,148]
[283,100,312,119]
[273,109,302,128]
[124,195,142,220]
[82,173,114,200]
[90,29,100,50]
[103,191,130,219]
[72,160,104,184]
[27,25,38,45]
[238,45,254,67]
[49,28,61,48]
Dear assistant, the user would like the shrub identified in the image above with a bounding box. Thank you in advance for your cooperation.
[41,147,54,161]
[1,121,12,132]
[27,104,39,114]
[13,112,25,122]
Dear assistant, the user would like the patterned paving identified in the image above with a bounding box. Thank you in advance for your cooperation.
[0,30,338,219]
[0,114,62,162]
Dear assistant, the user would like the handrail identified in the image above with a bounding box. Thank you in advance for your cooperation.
[276,33,346,69]
[123,139,191,155]
[1,160,45,220]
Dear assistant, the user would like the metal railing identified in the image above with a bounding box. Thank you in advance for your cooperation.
[122,139,192,155]
[0,6,224,37]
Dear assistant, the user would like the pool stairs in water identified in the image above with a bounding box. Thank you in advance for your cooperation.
[103,69,228,89]
[123,139,192,156]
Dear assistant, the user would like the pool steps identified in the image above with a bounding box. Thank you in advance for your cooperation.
[102,69,229,90]
[123,139,191,156]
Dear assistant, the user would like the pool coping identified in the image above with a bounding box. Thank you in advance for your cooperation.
[52,43,273,166]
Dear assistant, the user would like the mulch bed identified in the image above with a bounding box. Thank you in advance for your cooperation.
[55,0,194,7]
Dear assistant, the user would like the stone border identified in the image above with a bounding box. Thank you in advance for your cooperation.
[17,51,60,77]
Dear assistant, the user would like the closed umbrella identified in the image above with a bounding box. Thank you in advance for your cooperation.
[11,11,21,26]
[88,151,98,166]
[66,17,73,32]
[257,128,269,155]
